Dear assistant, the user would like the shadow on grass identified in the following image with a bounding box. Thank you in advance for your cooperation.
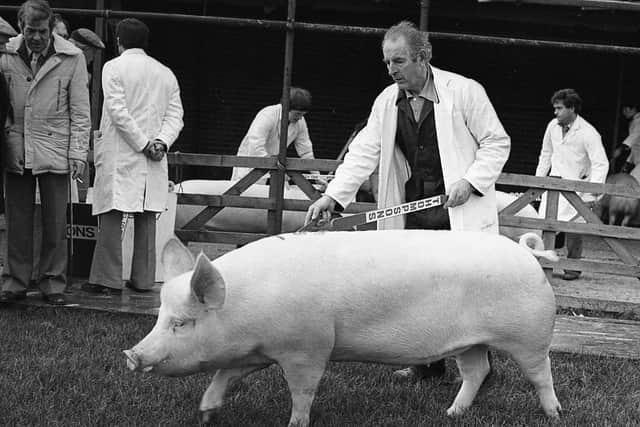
[1,306,638,426]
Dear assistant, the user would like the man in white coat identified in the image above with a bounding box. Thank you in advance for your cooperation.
[306,21,510,380]
[231,87,319,184]
[83,18,183,295]
[535,88,608,281]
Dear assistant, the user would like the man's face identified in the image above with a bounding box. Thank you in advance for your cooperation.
[553,101,575,125]
[288,109,307,123]
[382,35,426,94]
[22,17,50,54]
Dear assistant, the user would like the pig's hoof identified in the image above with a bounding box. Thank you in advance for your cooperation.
[200,409,218,425]
[446,405,466,417]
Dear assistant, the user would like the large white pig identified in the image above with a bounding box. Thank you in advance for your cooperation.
[124,231,561,426]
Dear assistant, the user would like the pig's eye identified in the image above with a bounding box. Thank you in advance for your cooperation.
[172,319,186,331]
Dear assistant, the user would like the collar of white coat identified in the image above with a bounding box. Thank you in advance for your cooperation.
[6,32,81,56]
[121,48,147,56]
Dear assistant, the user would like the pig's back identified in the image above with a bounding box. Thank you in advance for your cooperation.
[212,230,555,363]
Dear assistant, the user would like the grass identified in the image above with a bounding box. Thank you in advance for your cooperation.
[1,306,639,427]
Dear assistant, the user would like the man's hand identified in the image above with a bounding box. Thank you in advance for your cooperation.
[444,179,473,209]
[70,159,85,180]
[305,195,336,225]
[151,140,167,161]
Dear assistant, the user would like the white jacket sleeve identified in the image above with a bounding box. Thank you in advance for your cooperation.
[155,73,184,148]
[293,117,314,159]
[324,101,383,208]
[535,122,553,177]
[102,62,149,152]
[460,79,510,195]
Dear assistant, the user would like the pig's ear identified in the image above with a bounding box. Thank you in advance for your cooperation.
[162,238,195,281]
[190,252,226,309]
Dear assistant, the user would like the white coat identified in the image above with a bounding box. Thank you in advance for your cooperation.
[324,66,511,232]
[535,115,608,222]
[231,104,314,183]
[92,48,184,215]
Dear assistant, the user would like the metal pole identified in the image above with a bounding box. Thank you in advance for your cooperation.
[611,56,626,155]
[419,0,430,32]
[0,5,639,55]
[267,0,296,235]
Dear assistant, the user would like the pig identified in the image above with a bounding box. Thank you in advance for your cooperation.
[495,191,541,241]
[596,173,640,227]
[124,231,562,426]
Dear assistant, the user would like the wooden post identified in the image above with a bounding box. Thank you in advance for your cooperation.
[611,55,625,156]
[267,0,296,235]
[419,0,430,32]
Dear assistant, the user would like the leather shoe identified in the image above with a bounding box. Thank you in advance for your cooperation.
[125,281,152,293]
[562,271,581,281]
[43,293,66,306]
[393,359,446,380]
[81,282,122,295]
[0,290,27,303]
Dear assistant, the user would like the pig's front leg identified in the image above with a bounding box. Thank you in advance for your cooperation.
[280,353,329,427]
[200,365,270,424]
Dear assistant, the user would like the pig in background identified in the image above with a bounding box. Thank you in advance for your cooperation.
[594,172,640,227]
[124,231,561,426]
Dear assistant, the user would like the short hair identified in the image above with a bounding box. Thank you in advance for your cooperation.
[551,88,582,115]
[52,13,70,37]
[622,100,639,110]
[116,18,149,50]
[382,20,432,62]
[17,0,52,29]
[289,87,312,111]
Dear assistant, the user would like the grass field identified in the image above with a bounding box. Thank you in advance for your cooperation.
[1,306,639,427]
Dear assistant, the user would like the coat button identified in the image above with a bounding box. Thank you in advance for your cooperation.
[26,76,32,82]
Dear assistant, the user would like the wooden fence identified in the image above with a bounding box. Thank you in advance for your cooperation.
[170,153,640,278]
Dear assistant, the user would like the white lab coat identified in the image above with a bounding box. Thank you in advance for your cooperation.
[92,48,184,215]
[325,66,511,232]
[231,104,314,183]
[535,115,608,221]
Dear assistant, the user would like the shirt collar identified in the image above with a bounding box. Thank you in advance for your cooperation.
[396,65,439,105]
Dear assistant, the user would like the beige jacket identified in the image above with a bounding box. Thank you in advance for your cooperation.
[0,34,90,174]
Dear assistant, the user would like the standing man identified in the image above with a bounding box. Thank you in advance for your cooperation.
[306,21,510,380]
[611,101,640,175]
[231,87,319,185]
[535,88,608,281]
[1,16,18,147]
[82,18,183,295]
[0,0,90,305]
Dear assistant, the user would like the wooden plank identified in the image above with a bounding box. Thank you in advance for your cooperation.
[540,258,640,276]
[178,194,275,209]
[552,274,640,316]
[287,171,322,200]
[498,173,640,198]
[552,315,640,360]
[167,152,342,172]
[182,168,267,230]
[176,230,266,245]
[562,191,638,266]
[498,216,640,240]
[498,188,544,215]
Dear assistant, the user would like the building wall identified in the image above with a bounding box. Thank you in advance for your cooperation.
[2,0,639,181]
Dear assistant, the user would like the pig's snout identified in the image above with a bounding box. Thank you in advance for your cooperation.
[123,349,154,373]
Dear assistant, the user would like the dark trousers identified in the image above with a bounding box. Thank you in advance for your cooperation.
[556,232,583,273]
[89,210,156,290]
[2,171,69,294]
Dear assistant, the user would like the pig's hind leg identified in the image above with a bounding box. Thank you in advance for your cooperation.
[512,350,561,418]
[199,365,270,424]
[446,345,491,416]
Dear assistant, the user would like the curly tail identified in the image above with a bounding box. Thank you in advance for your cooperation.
[519,232,559,262]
